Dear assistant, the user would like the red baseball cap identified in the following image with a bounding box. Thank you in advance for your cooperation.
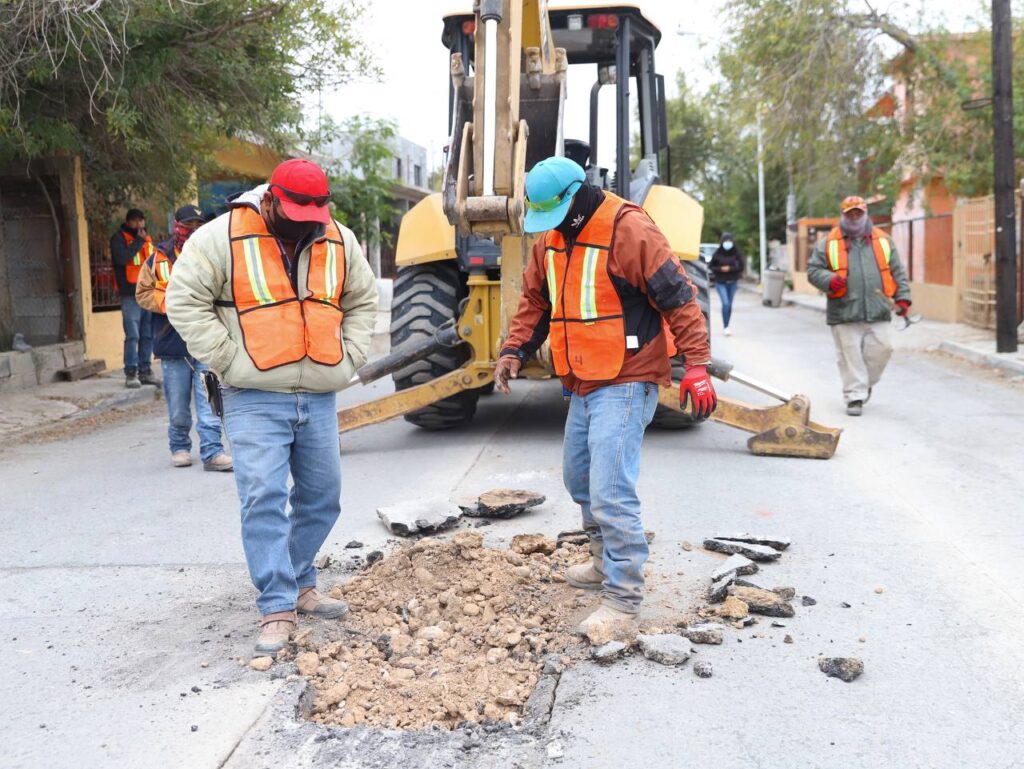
[269,159,331,224]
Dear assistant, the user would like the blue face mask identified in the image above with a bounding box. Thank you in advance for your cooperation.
[722,241,734,250]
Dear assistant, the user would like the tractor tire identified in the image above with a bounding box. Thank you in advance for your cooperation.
[390,262,478,429]
[650,258,712,430]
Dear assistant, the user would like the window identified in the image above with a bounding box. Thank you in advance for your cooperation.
[395,157,403,180]
[414,164,423,187]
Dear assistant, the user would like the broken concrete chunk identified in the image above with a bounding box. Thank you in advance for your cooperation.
[716,595,749,619]
[510,533,556,556]
[592,641,627,664]
[681,622,725,645]
[727,585,795,618]
[772,586,796,600]
[585,618,638,646]
[377,498,462,537]
[708,572,738,603]
[693,660,713,678]
[472,489,546,519]
[802,595,817,606]
[312,553,332,569]
[710,554,759,582]
[556,529,590,547]
[818,656,864,682]
[344,540,363,549]
[638,634,692,666]
[714,533,791,551]
[295,651,320,677]
[451,531,483,550]
[248,656,273,671]
[704,538,782,562]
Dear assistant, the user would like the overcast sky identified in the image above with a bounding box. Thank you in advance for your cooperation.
[317,0,990,171]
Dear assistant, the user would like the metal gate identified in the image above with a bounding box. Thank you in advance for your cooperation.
[954,194,1024,329]
[0,177,63,346]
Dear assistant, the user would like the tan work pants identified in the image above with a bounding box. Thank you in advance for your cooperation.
[830,321,893,403]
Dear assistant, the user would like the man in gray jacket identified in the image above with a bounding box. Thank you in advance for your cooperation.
[807,196,911,416]
[166,159,378,653]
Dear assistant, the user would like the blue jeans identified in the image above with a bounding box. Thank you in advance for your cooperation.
[221,388,342,616]
[715,280,739,328]
[562,382,659,613]
[160,357,224,462]
[120,296,153,374]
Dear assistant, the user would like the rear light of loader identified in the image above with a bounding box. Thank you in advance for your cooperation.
[462,20,476,35]
[586,13,618,29]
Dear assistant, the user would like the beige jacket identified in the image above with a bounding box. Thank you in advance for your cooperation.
[165,185,378,393]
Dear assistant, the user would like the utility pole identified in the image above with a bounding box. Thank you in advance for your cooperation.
[756,114,768,276]
[992,0,1018,352]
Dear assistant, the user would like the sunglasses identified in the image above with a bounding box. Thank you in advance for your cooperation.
[270,183,330,207]
[525,180,582,213]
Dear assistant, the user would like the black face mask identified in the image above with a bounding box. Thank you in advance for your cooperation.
[267,201,318,243]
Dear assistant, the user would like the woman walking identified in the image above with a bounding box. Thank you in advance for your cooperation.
[709,232,745,335]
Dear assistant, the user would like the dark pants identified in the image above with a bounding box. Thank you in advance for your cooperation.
[121,296,153,374]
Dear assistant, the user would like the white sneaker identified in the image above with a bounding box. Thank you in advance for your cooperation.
[723,327,732,336]
[171,450,193,468]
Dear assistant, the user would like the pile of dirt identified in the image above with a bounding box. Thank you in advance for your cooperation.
[296,532,591,730]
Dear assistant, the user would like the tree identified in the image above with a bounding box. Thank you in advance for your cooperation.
[314,115,400,254]
[0,0,376,215]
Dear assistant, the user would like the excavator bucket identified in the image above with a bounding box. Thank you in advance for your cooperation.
[657,387,842,460]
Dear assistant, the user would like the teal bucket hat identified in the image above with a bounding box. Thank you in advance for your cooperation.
[523,156,586,233]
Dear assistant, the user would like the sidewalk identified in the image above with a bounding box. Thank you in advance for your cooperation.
[0,367,160,442]
[741,283,1024,377]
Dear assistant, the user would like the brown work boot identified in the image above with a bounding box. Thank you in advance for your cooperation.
[203,452,233,472]
[297,587,349,619]
[576,603,639,643]
[566,558,604,590]
[254,611,296,655]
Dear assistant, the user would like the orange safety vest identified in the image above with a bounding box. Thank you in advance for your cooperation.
[543,194,632,381]
[151,247,176,315]
[229,206,346,371]
[825,227,898,299]
[122,231,154,285]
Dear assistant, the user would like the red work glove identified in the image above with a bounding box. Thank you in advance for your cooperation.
[680,365,717,420]
[894,299,910,317]
[828,275,847,293]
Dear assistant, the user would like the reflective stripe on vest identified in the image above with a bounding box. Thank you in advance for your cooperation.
[152,248,175,314]
[543,193,630,380]
[825,227,898,299]
[229,206,346,371]
[122,232,153,285]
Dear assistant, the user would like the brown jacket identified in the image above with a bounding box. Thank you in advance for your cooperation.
[502,207,710,396]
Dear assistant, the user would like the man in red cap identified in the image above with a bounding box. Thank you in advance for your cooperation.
[166,159,379,654]
[807,195,911,415]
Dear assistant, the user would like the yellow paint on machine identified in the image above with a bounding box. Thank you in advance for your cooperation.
[394,193,458,267]
[642,184,704,262]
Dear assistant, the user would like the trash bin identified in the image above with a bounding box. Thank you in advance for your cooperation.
[762,267,786,307]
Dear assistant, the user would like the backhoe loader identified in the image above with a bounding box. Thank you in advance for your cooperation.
[337,1,841,459]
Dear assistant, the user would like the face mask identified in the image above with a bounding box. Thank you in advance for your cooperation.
[840,213,869,237]
[267,205,318,242]
[722,241,734,250]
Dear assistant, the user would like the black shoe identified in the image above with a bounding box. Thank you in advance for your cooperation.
[138,370,160,386]
[125,374,141,389]
[846,400,864,416]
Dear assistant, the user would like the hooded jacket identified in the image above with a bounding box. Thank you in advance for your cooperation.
[164,185,378,393]
[806,222,911,325]
[708,234,745,283]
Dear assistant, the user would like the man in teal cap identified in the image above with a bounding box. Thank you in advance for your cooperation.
[495,156,716,638]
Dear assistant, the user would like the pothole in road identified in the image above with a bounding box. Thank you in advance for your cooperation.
[287,533,594,730]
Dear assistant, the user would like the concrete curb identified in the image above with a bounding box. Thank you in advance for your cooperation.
[937,340,1024,377]
[7,382,158,442]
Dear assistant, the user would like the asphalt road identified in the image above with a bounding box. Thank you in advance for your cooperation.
[2,291,1023,769]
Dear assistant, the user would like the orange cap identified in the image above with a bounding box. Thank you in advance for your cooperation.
[841,195,867,213]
